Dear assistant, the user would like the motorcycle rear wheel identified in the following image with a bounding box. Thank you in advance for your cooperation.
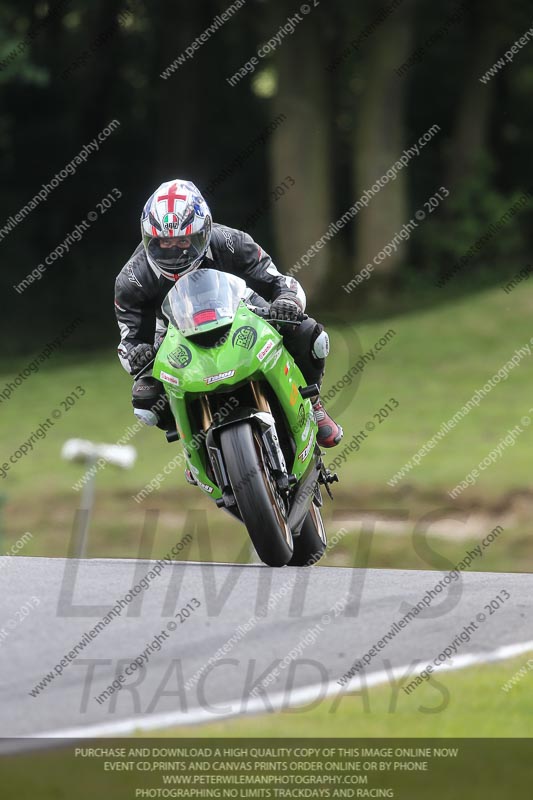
[288,500,327,566]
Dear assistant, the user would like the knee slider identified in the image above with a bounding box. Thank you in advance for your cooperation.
[312,329,330,360]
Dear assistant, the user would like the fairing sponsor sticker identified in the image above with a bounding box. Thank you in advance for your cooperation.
[160,370,179,386]
[298,437,313,462]
[257,339,275,362]
[168,344,192,368]
[204,370,235,385]
[232,325,257,350]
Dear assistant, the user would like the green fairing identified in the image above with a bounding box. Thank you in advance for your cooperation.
[153,301,317,499]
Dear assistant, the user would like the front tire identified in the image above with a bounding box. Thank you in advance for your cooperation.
[220,422,293,567]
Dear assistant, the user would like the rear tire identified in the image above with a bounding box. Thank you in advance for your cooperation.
[288,501,327,566]
[220,422,293,567]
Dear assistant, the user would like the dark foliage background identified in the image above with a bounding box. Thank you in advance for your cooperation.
[0,0,532,353]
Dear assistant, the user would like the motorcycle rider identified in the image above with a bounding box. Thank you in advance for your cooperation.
[114,178,343,448]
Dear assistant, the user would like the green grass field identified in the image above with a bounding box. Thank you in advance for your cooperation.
[1,282,532,558]
[3,283,533,495]
[1,284,533,741]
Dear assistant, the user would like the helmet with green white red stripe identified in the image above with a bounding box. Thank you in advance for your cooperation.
[141,179,212,280]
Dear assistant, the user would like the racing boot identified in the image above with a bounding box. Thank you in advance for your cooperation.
[312,398,343,447]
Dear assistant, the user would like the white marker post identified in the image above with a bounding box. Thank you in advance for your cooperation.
[61,439,136,558]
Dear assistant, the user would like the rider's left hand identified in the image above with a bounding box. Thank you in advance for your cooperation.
[270,295,302,322]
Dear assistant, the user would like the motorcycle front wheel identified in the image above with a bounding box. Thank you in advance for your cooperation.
[220,421,293,567]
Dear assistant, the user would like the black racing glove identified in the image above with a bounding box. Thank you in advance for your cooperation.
[270,294,302,322]
[129,343,155,373]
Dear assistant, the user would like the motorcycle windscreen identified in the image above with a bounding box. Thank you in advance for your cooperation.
[164,268,247,337]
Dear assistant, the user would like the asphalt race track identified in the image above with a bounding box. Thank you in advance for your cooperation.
[1,556,533,743]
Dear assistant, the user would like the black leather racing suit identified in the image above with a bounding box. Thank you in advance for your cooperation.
[114,223,326,425]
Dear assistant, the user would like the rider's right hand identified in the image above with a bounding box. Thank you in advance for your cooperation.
[129,343,155,372]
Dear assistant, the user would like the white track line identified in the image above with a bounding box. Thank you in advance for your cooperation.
[29,638,533,740]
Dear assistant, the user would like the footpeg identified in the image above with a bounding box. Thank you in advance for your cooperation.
[299,383,320,399]
[319,468,339,499]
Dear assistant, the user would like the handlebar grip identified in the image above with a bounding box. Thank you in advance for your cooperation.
[246,303,304,325]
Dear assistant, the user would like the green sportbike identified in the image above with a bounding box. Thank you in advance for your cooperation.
[152,269,339,567]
